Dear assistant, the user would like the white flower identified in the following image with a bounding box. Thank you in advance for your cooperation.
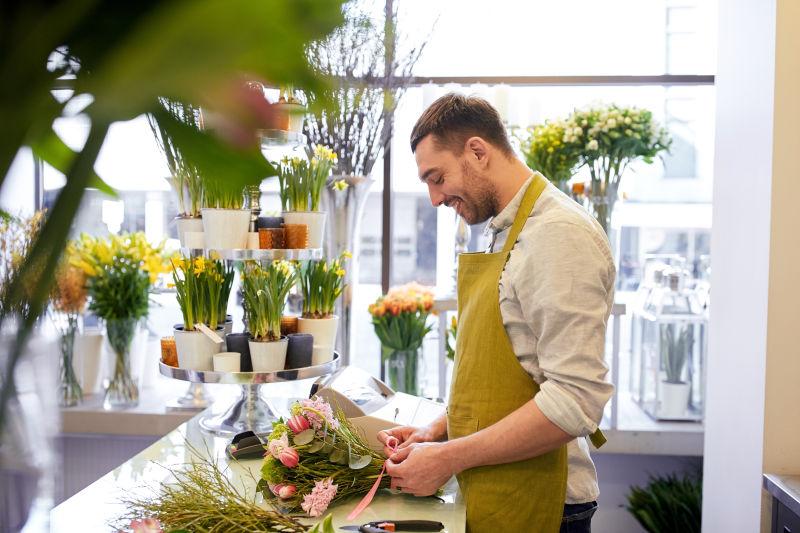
[607,118,617,128]
[587,139,599,151]
[573,127,583,136]
[624,117,632,125]
[581,119,588,127]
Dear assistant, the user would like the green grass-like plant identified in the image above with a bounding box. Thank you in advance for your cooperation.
[626,472,702,533]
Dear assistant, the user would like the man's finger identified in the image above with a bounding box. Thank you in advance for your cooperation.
[389,476,404,490]
[389,445,413,463]
[376,429,393,444]
[385,458,404,477]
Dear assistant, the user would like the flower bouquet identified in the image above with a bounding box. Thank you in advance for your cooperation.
[50,245,88,406]
[257,396,389,517]
[368,283,434,396]
[71,232,169,408]
[277,145,338,248]
[170,255,234,370]
[297,252,349,364]
[516,119,582,193]
[241,260,297,371]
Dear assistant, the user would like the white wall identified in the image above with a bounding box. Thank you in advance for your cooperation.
[704,0,800,531]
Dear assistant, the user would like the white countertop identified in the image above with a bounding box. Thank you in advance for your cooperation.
[52,395,466,532]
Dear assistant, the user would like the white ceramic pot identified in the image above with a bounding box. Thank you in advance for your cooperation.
[282,211,327,249]
[249,338,289,372]
[184,231,205,249]
[175,216,204,247]
[174,326,224,371]
[213,352,241,372]
[73,330,104,395]
[201,208,251,250]
[658,380,691,419]
[246,232,260,250]
[297,316,338,364]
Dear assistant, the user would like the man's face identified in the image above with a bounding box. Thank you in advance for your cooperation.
[414,135,498,225]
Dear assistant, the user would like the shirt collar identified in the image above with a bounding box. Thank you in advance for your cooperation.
[484,175,534,236]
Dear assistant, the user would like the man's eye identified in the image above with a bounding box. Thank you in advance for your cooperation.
[435,176,444,185]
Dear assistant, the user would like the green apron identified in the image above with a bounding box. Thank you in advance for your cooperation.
[447,175,606,533]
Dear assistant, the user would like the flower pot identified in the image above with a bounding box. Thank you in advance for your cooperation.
[286,333,313,369]
[274,102,306,133]
[174,325,224,371]
[213,352,241,372]
[183,231,205,249]
[223,315,234,336]
[283,211,326,248]
[226,332,253,372]
[658,380,691,419]
[201,208,251,249]
[175,216,204,247]
[297,316,338,365]
[248,337,289,372]
[257,216,284,229]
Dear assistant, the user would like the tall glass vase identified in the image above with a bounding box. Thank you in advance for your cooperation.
[587,179,619,236]
[382,345,421,396]
[104,316,139,409]
[321,174,374,365]
[57,313,82,407]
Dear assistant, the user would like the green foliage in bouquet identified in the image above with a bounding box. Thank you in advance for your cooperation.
[516,120,582,185]
[277,145,338,212]
[241,260,297,341]
[257,396,389,517]
[298,253,349,319]
[626,471,702,533]
[171,255,234,331]
[71,232,168,321]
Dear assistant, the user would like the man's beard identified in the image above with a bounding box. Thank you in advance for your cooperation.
[457,160,498,225]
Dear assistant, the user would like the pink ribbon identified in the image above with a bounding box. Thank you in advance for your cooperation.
[346,436,398,521]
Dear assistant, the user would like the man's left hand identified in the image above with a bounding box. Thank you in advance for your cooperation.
[384,442,456,497]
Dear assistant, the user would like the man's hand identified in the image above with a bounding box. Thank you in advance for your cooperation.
[384,442,455,497]
[377,419,444,459]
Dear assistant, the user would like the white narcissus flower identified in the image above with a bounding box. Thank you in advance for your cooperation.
[587,139,599,151]
[607,118,617,128]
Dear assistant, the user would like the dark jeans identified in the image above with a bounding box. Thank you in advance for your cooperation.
[560,501,598,533]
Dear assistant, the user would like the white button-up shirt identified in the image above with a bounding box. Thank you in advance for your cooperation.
[486,174,615,504]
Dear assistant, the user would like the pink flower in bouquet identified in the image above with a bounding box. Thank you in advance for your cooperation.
[273,483,297,499]
[301,478,338,517]
[300,397,340,431]
[268,433,289,458]
[130,518,163,533]
[279,447,300,468]
[288,414,311,434]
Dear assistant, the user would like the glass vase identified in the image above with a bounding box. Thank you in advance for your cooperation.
[58,314,82,407]
[586,180,618,235]
[103,316,139,409]
[382,346,421,396]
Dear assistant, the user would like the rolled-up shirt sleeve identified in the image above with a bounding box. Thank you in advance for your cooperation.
[509,220,616,437]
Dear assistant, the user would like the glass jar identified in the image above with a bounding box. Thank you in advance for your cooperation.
[382,345,421,397]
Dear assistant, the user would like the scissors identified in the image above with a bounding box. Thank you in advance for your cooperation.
[339,519,445,533]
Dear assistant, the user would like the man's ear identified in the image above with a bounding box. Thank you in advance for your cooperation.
[465,137,490,168]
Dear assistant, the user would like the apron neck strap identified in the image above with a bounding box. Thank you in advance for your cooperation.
[501,174,547,255]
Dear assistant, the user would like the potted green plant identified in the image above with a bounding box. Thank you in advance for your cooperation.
[201,177,249,250]
[71,232,169,408]
[241,260,297,371]
[148,99,205,247]
[296,253,348,364]
[171,255,234,370]
[626,472,702,533]
[658,323,694,418]
[277,145,337,249]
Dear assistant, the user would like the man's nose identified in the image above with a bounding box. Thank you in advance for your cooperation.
[428,185,445,207]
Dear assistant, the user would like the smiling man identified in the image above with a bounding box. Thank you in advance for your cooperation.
[377,94,615,533]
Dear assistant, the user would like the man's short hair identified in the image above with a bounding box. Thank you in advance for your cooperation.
[410,93,514,156]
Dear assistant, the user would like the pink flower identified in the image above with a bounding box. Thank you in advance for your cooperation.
[300,397,340,431]
[130,518,162,533]
[279,447,299,468]
[268,433,289,458]
[301,478,338,517]
[273,483,297,499]
[287,414,311,434]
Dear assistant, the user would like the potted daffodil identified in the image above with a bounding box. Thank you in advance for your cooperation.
[277,145,337,248]
[297,252,349,364]
[241,260,298,371]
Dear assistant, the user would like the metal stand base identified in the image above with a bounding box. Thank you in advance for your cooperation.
[166,383,210,412]
[199,385,279,436]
